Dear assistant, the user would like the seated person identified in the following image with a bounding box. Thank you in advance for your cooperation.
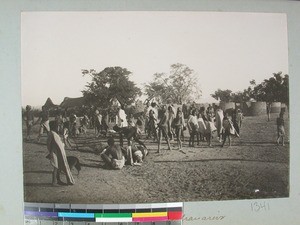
[131,143,148,165]
[100,137,127,170]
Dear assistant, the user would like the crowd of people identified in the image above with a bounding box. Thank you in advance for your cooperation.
[23,101,286,186]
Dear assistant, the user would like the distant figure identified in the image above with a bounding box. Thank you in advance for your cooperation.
[221,113,238,147]
[176,107,186,142]
[55,112,64,135]
[231,110,240,135]
[187,110,199,147]
[36,106,50,142]
[147,109,158,140]
[215,106,224,142]
[69,113,78,137]
[100,137,127,170]
[167,105,175,140]
[266,103,271,122]
[276,112,285,146]
[94,110,103,137]
[127,113,135,127]
[80,113,89,135]
[47,121,75,186]
[157,106,172,153]
[24,105,34,140]
[236,109,244,134]
[117,105,128,128]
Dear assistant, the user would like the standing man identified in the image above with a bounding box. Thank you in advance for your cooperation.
[117,105,128,147]
[24,105,35,140]
[187,110,199,147]
[157,106,172,153]
[266,103,271,122]
[117,105,128,128]
[36,106,50,142]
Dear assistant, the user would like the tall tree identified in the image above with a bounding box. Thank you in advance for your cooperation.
[144,63,201,104]
[211,89,233,102]
[82,67,141,108]
[251,72,289,104]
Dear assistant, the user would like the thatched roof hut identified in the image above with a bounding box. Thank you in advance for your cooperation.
[43,97,58,109]
[60,97,86,108]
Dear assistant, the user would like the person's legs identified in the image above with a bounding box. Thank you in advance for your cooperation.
[177,128,182,149]
[221,133,227,147]
[101,152,112,166]
[37,124,44,142]
[119,133,124,147]
[157,128,162,153]
[52,167,58,185]
[181,129,185,142]
[26,122,32,140]
[228,135,231,147]
[52,167,63,185]
[207,133,212,147]
[163,127,172,150]
[127,138,134,165]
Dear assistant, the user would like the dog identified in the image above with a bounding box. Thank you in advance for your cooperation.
[67,156,81,176]
[46,154,81,176]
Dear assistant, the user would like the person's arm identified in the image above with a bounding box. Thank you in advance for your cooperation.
[121,146,128,157]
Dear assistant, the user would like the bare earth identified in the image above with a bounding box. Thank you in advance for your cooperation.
[23,114,289,204]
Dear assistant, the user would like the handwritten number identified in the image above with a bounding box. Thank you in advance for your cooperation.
[251,202,270,212]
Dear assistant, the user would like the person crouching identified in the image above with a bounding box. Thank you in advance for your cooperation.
[100,137,127,170]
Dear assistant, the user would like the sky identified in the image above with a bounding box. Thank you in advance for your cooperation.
[21,11,288,107]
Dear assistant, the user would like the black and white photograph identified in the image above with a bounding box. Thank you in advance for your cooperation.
[21,11,289,204]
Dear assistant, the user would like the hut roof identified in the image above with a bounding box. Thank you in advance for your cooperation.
[60,97,86,108]
[43,97,58,109]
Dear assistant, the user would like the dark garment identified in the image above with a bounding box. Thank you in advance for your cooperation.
[114,126,146,148]
[158,114,168,128]
[25,110,34,121]
[277,117,284,126]
[40,111,49,123]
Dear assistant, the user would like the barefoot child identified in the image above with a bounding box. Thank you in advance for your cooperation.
[221,113,236,147]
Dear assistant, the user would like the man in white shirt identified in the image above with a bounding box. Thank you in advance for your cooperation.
[117,105,128,128]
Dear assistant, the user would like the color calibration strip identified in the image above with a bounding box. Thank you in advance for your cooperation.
[24,202,183,224]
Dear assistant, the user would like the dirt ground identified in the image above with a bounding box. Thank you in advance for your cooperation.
[23,114,289,204]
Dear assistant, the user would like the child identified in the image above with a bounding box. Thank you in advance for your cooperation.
[221,113,235,147]
[276,112,285,146]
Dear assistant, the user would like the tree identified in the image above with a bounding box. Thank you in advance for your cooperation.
[251,72,289,104]
[144,63,201,104]
[82,67,142,109]
[211,89,233,102]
